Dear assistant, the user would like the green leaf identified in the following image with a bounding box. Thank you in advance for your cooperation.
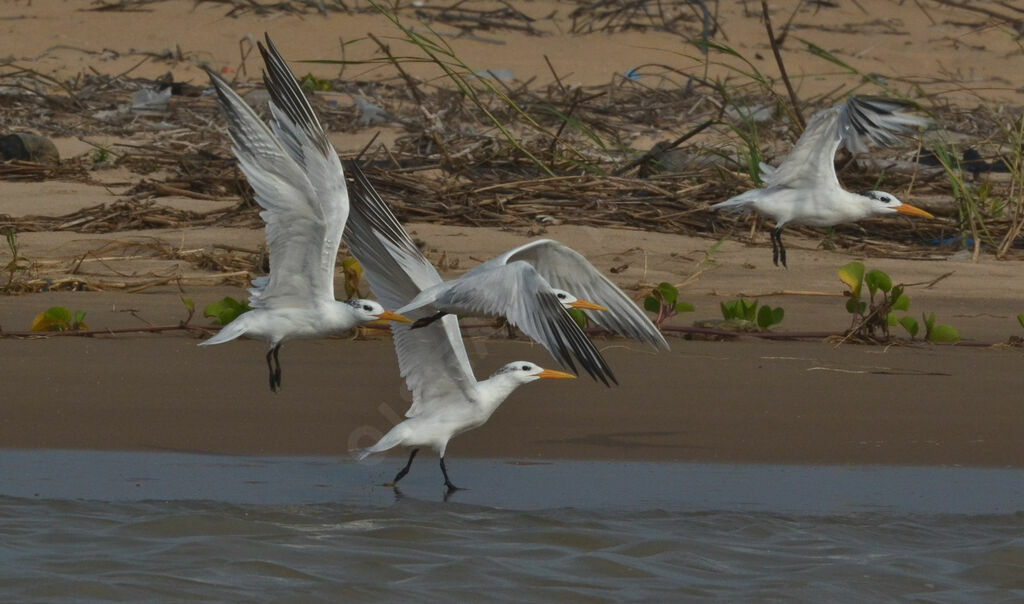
[887,312,897,326]
[838,262,865,295]
[675,301,695,313]
[740,298,758,321]
[865,269,892,294]
[31,306,70,331]
[756,305,774,330]
[720,300,736,320]
[1018,313,1024,329]
[771,306,784,326]
[73,310,87,325]
[644,297,660,313]
[203,297,251,326]
[656,282,678,306]
[899,316,919,337]
[181,297,195,311]
[923,312,936,332]
[845,298,861,315]
[45,306,71,323]
[928,324,960,343]
[891,294,910,311]
[567,307,588,329]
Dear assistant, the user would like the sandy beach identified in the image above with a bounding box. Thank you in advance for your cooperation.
[2,0,1024,468]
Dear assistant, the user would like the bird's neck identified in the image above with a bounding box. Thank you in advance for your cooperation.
[321,300,360,331]
[477,374,524,415]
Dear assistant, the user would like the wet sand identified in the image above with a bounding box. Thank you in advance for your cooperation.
[3,322,1023,467]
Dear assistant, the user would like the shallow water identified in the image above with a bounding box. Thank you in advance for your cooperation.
[1,451,1022,601]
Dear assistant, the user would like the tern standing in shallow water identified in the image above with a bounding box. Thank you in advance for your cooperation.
[711,96,934,267]
[344,164,575,491]
[200,36,409,392]
[343,164,668,386]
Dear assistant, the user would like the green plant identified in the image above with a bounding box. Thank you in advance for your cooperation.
[567,307,589,330]
[839,262,958,343]
[3,228,31,291]
[921,312,960,343]
[298,73,332,92]
[719,297,784,331]
[342,257,363,298]
[30,306,88,332]
[643,282,694,328]
[203,296,251,325]
[91,146,112,163]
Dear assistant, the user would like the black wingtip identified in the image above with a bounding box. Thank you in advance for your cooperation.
[538,291,617,387]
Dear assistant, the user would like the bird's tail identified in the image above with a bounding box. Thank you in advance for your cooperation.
[198,315,250,347]
[353,424,408,461]
[710,189,762,213]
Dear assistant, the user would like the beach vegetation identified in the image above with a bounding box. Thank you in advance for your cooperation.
[643,282,694,328]
[839,261,958,342]
[3,228,31,292]
[30,306,88,332]
[719,297,784,331]
[203,296,251,325]
[342,257,363,298]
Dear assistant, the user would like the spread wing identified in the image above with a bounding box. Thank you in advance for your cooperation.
[207,35,348,309]
[343,162,478,417]
[764,96,928,192]
[500,239,669,351]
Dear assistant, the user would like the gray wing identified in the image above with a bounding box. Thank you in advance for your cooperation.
[764,96,928,191]
[432,262,617,386]
[501,239,669,351]
[343,163,478,417]
[207,36,348,309]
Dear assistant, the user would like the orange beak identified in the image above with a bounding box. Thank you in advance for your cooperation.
[374,310,412,324]
[536,368,576,379]
[569,299,608,312]
[895,203,934,218]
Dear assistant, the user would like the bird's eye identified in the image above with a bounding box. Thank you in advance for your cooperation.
[556,293,566,299]
[363,305,372,311]
[521,365,530,371]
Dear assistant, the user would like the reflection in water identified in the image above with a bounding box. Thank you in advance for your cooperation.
[0,450,1021,600]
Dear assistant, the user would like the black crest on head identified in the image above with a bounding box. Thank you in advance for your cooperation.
[857,190,892,202]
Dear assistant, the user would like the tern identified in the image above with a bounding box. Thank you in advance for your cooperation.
[711,96,934,267]
[344,167,575,490]
[343,163,668,386]
[200,36,410,392]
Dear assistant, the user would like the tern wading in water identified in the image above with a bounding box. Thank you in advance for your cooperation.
[344,164,575,491]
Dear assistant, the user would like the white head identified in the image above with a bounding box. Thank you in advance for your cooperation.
[551,288,608,312]
[492,361,576,384]
[345,299,412,324]
[858,190,934,219]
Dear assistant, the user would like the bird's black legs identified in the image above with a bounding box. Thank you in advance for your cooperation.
[440,457,461,492]
[393,448,419,485]
[411,311,447,329]
[771,227,787,268]
[266,344,283,392]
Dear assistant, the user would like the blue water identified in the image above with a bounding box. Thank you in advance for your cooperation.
[0,450,1022,601]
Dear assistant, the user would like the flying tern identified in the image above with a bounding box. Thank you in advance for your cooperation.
[343,164,669,386]
[200,36,410,392]
[711,96,934,267]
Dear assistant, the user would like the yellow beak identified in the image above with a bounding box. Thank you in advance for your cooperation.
[569,299,608,312]
[374,310,412,324]
[895,203,934,218]
[536,368,576,379]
